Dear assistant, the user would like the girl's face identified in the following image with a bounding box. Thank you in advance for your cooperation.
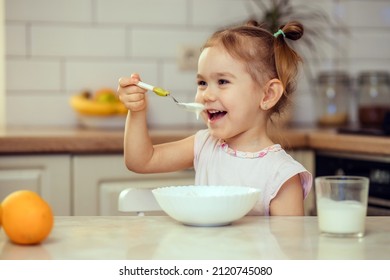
[195,46,268,148]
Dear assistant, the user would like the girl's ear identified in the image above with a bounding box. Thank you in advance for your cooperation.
[260,79,284,110]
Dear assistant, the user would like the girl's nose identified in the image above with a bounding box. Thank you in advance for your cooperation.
[202,87,217,102]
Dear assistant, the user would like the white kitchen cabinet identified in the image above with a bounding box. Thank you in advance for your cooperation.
[0,150,315,217]
[0,155,71,215]
[72,154,195,216]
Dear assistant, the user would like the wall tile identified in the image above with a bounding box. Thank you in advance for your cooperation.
[96,0,187,25]
[6,24,26,55]
[5,0,92,23]
[192,0,250,27]
[7,94,77,126]
[291,92,317,126]
[292,0,335,21]
[31,25,126,57]
[338,0,390,27]
[192,0,334,28]
[161,62,197,93]
[347,59,390,77]
[131,28,211,58]
[307,58,351,78]
[6,59,61,91]
[347,31,390,60]
[65,60,158,92]
[4,0,390,128]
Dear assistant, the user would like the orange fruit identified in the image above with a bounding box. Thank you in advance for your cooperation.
[0,203,2,226]
[1,190,53,245]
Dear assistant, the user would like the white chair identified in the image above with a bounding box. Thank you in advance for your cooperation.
[118,188,163,216]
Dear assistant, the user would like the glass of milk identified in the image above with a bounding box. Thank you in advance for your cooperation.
[315,176,369,238]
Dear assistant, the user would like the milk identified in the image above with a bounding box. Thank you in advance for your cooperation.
[317,198,366,234]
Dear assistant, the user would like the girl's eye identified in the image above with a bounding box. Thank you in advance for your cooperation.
[218,79,229,85]
[197,80,207,86]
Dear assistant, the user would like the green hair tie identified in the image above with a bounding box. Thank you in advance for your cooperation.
[273,29,286,38]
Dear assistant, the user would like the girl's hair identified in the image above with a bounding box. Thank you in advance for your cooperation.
[201,20,304,116]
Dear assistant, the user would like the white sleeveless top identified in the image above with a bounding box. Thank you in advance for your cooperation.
[193,129,312,216]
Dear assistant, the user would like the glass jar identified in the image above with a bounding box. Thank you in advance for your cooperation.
[316,71,351,127]
[357,71,390,128]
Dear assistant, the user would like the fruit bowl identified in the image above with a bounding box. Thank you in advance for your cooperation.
[69,88,128,129]
[152,185,261,226]
[77,114,126,129]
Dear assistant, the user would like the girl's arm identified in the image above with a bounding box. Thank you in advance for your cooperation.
[118,74,195,174]
[269,174,305,216]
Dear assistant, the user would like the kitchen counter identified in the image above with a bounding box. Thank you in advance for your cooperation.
[308,129,390,156]
[0,126,307,154]
[0,126,194,154]
[0,216,389,260]
[1,126,389,155]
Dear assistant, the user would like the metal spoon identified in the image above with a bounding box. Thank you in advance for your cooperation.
[136,81,205,119]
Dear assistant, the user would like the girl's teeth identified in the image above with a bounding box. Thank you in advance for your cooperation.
[207,110,227,121]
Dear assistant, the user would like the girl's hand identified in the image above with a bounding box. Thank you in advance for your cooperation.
[117,73,147,112]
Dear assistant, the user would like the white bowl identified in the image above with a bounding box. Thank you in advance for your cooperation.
[152,185,261,226]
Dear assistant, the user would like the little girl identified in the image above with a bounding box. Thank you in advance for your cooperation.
[117,20,312,216]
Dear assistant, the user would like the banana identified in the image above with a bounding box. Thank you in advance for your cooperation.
[70,94,128,116]
[115,102,129,114]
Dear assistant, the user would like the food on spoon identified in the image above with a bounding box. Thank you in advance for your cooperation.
[179,102,205,119]
[136,81,204,118]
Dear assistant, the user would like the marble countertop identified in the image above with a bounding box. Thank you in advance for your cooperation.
[0,216,389,260]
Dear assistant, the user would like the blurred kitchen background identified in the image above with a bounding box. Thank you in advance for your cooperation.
[1,0,390,217]
[1,0,390,129]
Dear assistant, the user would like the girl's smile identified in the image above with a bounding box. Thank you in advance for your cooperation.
[207,109,227,123]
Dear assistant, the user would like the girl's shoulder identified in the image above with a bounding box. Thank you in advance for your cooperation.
[195,129,211,142]
[194,129,219,151]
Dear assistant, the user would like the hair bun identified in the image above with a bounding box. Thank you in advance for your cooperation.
[281,21,304,41]
[246,19,260,27]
